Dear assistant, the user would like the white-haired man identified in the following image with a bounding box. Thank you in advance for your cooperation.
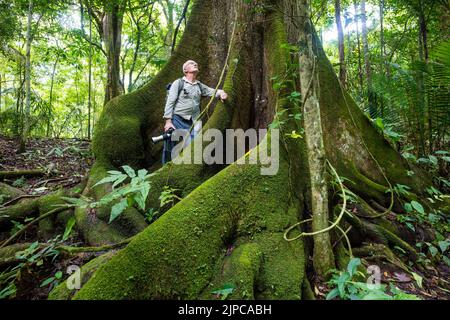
[162,60,228,163]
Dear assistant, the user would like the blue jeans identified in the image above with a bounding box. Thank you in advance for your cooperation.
[162,114,195,164]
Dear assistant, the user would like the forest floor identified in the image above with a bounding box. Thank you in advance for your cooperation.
[0,135,449,300]
[0,135,93,196]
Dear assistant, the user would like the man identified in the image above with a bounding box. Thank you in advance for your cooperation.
[162,60,228,164]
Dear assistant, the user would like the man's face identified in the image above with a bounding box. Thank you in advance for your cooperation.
[185,62,199,75]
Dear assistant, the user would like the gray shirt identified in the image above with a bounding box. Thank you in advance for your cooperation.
[163,77,224,121]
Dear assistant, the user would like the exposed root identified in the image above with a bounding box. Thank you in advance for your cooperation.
[344,213,418,261]
[0,169,46,179]
[353,243,411,273]
[0,206,70,248]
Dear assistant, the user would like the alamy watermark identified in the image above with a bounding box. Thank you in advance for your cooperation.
[165,121,280,176]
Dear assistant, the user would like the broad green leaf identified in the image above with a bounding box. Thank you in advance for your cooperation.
[133,194,146,211]
[438,240,449,253]
[40,277,55,287]
[93,175,122,188]
[361,291,392,300]
[326,288,340,300]
[404,203,413,213]
[112,174,127,189]
[212,284,234,300]
[428,245,438,257]
[122,165,136,178]
[63,216,76,241]
[137,169,148,180]
[55,271,63,279]
[443,255,450,267]
[107,170,123,176]
[411,272,423,288]
[109,199,128,223]
[347,258,361,276]
[410,201,425,214]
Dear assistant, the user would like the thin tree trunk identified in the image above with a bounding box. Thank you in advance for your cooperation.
[418,0,429,62]
[171,0,190,53]
[298,0,335,278]
[361,0,375,118]
[416,17,427,156]
[88,8,93,140]
[103,2,125,105]
[18,0,33,153]
[379,0,385,117]
[354,1,363,94]
[334,0,346,89]
[418,0,431,153]
[47,54,60,137]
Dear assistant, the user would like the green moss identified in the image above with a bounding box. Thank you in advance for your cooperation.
[301,278,316,300]
[0,182,24,201]
[199,243,263,300]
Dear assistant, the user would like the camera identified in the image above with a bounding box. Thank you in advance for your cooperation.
[151,127,175,143]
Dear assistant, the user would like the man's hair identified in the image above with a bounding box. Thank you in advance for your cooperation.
[183,60,198,74]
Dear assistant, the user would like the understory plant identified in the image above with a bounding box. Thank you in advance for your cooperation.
[326,258,420,300]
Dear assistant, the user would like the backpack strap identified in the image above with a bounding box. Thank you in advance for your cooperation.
[196,80,205,96]
[176,78,184,98]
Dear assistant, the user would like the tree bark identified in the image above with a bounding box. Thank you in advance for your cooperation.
[18,0,33,153]
[334,0,346,89]
[360,0,375,118]
[103,1,125,104]
[47,53,60,137]
[354,1,363,93]
[298,0,335,278]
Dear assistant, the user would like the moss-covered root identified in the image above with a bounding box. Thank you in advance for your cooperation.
[353,243,411,272]
[301,277,316,300]
[72,143,301,300]
[0,198,39,229]
[0,188,78,234]
[199,243,263,300]
[345,213,418,261]
[48,251,118,300]
[0,182,25,200]
[199,233,305,300]
[0,243,37,268]
[253,232,305,300]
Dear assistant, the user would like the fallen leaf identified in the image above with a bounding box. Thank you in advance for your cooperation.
[394,272,411,282]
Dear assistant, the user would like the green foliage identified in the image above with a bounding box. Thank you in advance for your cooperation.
[12,177,26,188]
[63,165,153,223]
[0,236,64,300]
[40,270,63,288]
[62,216,76,241]
[158,186,181,208]
[326,258,420,300]
[211,284,235,300]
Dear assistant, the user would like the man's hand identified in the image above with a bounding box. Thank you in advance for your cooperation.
[219,91,228,101]
[164,119,176,132]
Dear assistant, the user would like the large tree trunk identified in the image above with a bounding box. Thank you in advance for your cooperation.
[6,0,437,300]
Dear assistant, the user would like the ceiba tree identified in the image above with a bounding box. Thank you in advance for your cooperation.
[1,0,447,300]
